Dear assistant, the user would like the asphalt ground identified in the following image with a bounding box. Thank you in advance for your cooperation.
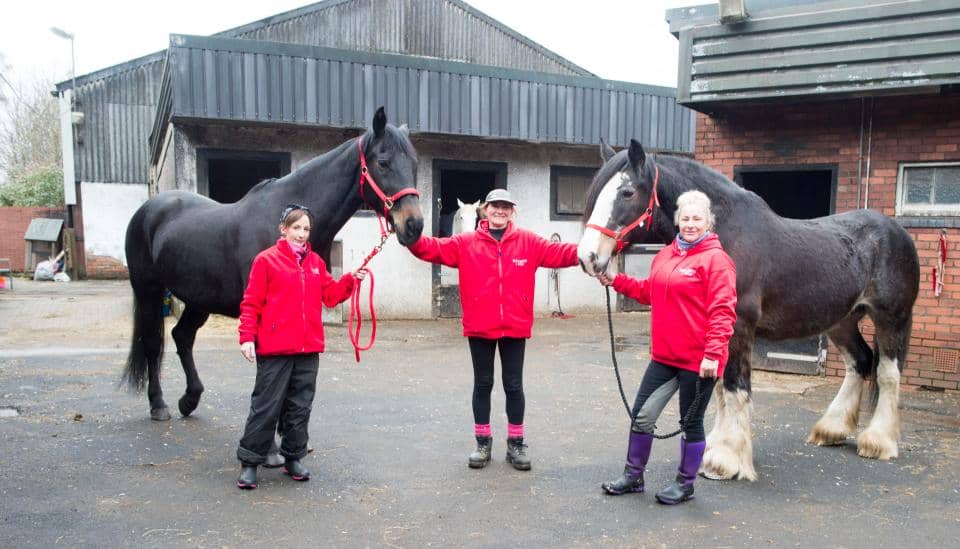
[1,279,958,547]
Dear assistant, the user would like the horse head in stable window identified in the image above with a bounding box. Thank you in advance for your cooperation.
[123,107,423,423]
[579,138,920,481]
[453,198,483,234]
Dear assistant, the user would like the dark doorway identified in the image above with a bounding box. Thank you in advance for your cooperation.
[197,150,291,203]
[735,167,834,219]
[432,159,506,318]
[734,165,837,375]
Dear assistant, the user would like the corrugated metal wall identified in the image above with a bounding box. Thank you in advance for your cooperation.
[677,0,960,106]
[164,35,694,152]
[71,56,165,184]
[224,0,592,77]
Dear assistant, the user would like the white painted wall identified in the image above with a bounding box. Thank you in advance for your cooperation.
[80,181,149,265]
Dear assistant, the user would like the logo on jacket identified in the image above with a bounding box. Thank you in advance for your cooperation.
[311,267,321,275]
[678,267,696,277]
[512,258,528,267]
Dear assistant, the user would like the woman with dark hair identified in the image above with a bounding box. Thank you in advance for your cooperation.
[235,205,366,490]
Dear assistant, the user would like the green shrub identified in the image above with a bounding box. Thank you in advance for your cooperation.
[0,165,64,207]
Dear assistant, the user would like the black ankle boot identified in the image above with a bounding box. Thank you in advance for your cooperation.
[506,437,531,471]
[602,467,645,495]
[469,436,493,469]
[655,476,694,504]
[237,464,258,490]
[283,459,310,481]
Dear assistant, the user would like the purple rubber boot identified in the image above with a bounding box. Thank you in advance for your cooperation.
[601,431,653,495]
[655,438,706,505]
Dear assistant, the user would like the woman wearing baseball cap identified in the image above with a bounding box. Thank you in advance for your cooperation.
[407,188,579,470]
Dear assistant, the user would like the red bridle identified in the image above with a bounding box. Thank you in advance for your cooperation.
[357,137,420,229]
[585,165,660,254]
[349,135,421,362]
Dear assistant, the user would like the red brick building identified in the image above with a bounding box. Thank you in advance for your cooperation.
[668,1,959,389]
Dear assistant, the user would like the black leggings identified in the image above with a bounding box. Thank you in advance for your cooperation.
[631,360,716,442]
[468,337,526,425]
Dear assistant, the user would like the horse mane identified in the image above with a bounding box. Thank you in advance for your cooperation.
[583,149,752,232]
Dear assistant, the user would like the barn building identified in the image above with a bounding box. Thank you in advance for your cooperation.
[55,0,695,320]
[668,0,960,389]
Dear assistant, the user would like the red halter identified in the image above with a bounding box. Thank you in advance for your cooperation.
[585,165,660,254]
[349,135,421,362]
[357,137,420,227]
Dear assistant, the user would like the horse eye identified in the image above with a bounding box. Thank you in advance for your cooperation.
[377,159,389,169]
[619,188,636,199]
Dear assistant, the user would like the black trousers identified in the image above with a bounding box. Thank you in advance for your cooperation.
[468,336,526,426]
[237,353,319,465]
[630,360,716,442]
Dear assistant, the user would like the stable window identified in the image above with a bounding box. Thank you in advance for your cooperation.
[550,166,596,220]
[897,162,960,216]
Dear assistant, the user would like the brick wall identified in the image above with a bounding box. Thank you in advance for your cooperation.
[697,95,960,390]
[86,254,128,279]
[0,207,68,272]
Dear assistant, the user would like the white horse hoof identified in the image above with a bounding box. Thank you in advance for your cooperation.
[856,430,899,460]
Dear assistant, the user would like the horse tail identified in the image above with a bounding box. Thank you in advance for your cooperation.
[122,283,166,392]
[121,209,166,392]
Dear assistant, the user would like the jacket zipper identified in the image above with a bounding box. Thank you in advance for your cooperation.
[300,262,306,353]
[497,244,504,338]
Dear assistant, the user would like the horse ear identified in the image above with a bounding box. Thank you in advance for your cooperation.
[373,106,386,138]
[398,123,409,137]
[600,138,616,162]
[628,139,646,171]
[457,198,465,208]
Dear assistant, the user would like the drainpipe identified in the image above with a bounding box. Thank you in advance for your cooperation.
[863,97,874,210]
[856,98,864,209]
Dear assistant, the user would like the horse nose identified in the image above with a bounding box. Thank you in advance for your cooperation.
[405,216,423,239]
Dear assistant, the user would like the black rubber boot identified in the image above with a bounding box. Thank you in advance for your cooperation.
[602,467,645,495]
[468,436,493,469]
[283,459,310,481]
[602,431,653,495]
[655,438,706,505]
[237,464,258,490]
[506,437,531,471]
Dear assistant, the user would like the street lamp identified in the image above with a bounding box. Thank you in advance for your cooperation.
[50,26,76,109]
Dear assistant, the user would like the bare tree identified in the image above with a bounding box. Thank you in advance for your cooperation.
[0,61,63,205]
[0,73,62,175]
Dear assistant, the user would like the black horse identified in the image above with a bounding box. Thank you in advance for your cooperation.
[123,108,423,421]
[578,139,920,480]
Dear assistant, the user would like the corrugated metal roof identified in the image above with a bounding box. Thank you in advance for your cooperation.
[150,34,693,161]
[217,0,595,77]
[671,0,960,110]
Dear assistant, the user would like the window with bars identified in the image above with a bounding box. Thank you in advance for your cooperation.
[897,162,960,216]
[550,165,597,220]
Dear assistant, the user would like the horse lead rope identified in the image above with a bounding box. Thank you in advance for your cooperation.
[348,136,420,363]
[348,231,391,362]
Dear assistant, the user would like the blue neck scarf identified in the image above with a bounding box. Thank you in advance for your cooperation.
[676,231,710,251]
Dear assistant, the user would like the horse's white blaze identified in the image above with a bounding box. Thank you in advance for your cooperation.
[578,173,624,276]
[702,385,757,481]
[808,351,862,445]
[857,356,900,460]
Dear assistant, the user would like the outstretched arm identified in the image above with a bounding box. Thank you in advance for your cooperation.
[539,241,579,269]
[408,234,463,267]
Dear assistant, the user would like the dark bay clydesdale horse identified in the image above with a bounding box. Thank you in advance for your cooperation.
[123,108,423,421]
[578,140,919,480]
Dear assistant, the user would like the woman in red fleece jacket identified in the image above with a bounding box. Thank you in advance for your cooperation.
[409,188,579,471]
[235,205,364,490]
[598,190,737,505]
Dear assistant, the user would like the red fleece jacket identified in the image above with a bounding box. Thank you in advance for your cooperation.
[410,220,579,339]
[613,233,737,376]
[239,239,355,356]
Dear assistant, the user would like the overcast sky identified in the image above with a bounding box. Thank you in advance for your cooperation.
[0,0,701,93]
